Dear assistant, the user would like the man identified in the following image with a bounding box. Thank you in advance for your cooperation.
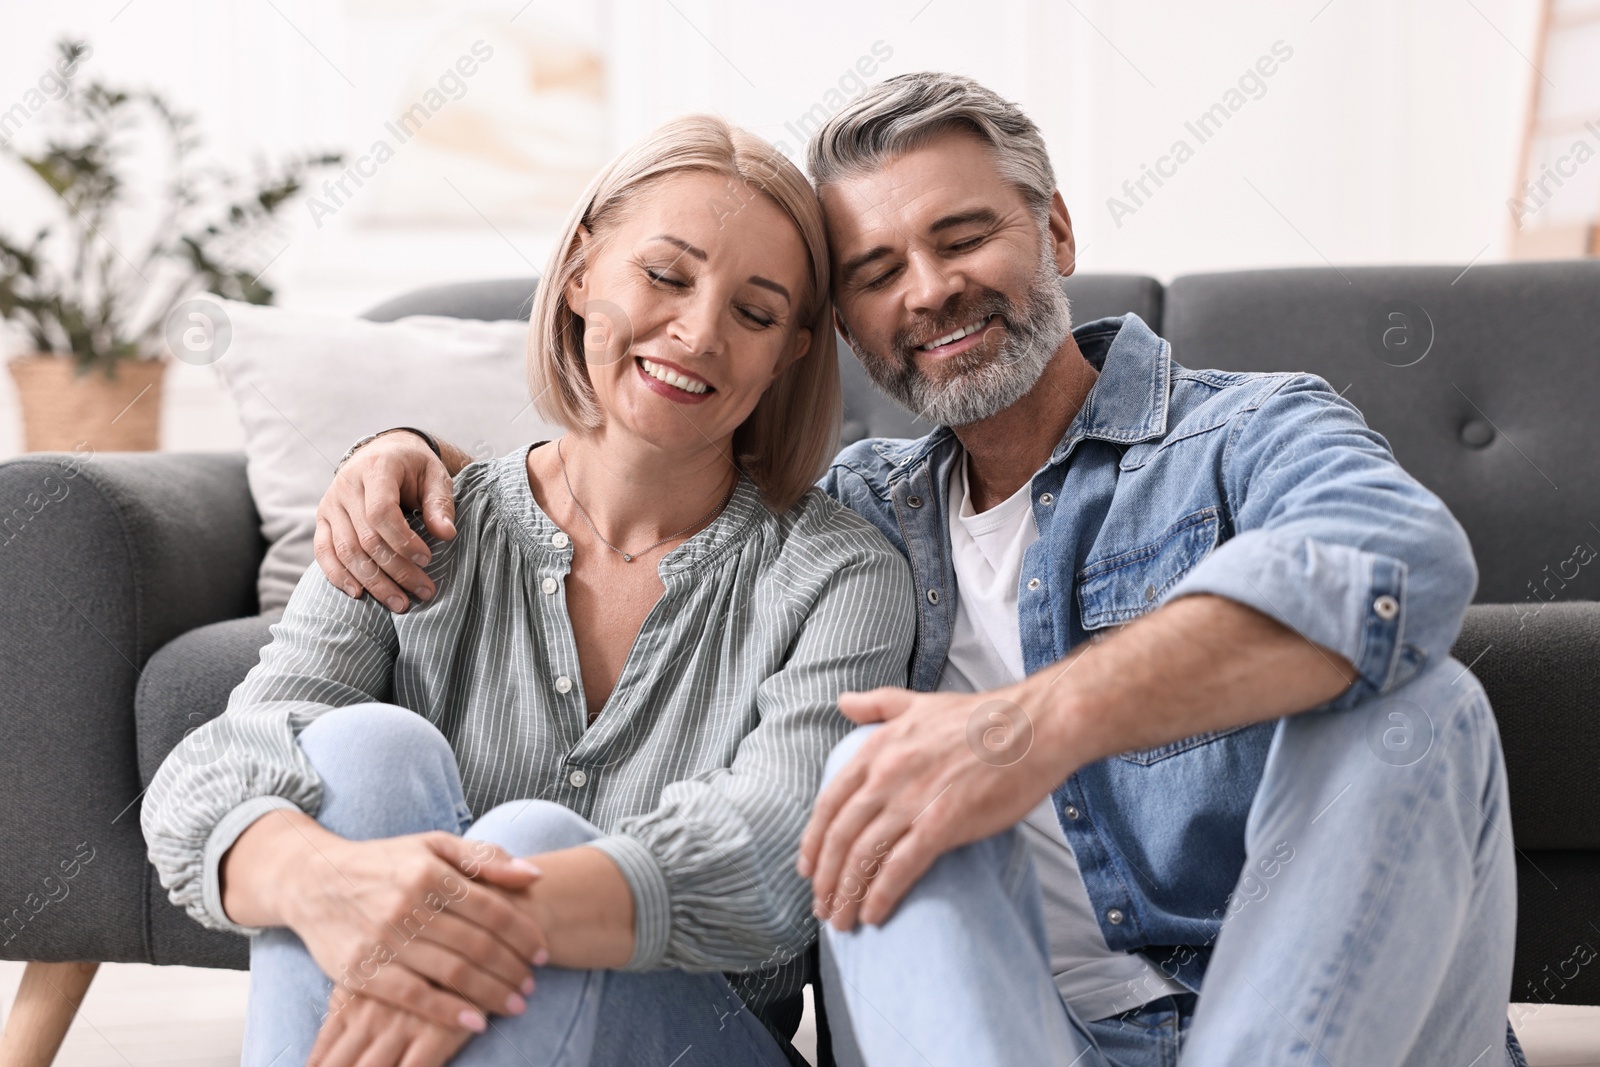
[317,73,1522,1066]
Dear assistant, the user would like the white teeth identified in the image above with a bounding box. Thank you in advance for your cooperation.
[919,317,990,351]
[639,358,709,394]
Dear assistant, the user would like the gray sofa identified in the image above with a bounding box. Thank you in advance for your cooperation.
[3,263,1597,1042]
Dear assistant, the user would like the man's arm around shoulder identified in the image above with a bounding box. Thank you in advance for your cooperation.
[314,428,472,613]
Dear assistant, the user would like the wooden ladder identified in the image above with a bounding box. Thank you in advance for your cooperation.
[1508,0,1600,257]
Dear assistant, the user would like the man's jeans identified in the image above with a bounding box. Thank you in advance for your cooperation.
[820,658,1528,1066]
[240,703,792,1067]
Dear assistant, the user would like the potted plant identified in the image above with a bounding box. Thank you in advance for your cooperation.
[0,39,341,452]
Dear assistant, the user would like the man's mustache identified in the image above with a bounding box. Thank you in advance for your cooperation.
[891,293,1017,363]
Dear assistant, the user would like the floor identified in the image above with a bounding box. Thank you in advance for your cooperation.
[1,961,1594,1065]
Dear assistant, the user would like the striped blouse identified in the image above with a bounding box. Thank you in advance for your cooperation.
[141,444,916,1013]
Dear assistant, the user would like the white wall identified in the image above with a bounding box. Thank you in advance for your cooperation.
[0,0,1548,459]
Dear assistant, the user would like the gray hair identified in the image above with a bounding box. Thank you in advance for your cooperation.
[806,72,1056,215]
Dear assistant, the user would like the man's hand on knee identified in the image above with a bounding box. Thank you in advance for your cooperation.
[315,430,458,613]
[798,686,1066,931]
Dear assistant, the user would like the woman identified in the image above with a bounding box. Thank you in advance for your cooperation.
[141,115,915,1067]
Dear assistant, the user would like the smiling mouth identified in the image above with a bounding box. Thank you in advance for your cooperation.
[916,314,1003,354]
[637,357,712,395]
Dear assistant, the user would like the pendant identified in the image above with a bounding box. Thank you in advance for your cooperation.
[621,553,633,562]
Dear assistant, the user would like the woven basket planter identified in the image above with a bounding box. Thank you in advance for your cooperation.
[8,355,166,453]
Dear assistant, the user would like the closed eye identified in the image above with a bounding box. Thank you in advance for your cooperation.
[860,264,901,291]
[645,268,686,288]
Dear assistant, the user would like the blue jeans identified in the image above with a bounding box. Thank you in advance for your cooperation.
[240,703,793,1067]
[820,658,1527,1067]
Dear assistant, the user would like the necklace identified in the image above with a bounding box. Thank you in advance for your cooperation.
[557,439,736,562]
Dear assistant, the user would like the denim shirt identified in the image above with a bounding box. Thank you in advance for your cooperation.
[820,313,1477,990]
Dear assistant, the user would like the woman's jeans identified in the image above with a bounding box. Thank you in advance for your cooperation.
[820,657,1529,1067]
[241,703,792,1067]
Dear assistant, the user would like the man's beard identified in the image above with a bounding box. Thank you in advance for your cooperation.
[843,241,1074,428]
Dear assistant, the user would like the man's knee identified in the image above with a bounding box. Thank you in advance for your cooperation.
[1354,657,1504,777]
[823,724,883,787]
[467,799,599,856]
[1258,657,1508,850]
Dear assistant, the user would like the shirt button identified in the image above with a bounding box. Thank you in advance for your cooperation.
[927,589,941,605]
[907,495,924,509]
[1106,908,1125,925]
[541,576,558,595]
[555,675,573,693]
[1027,578,1041,591]
[1373,595,1400,621]
[1039,493,1054,505]
[1063,804,1081,820]
[568,768,588,788]
[552,532,570,548]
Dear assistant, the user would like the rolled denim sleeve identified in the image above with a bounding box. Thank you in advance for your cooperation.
[1167,373,1477,706]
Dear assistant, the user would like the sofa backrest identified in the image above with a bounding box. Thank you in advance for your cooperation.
[1163,262,1600,604]
[361,277,540,324]
[361,263,1599,606]
[358,272,1165,446]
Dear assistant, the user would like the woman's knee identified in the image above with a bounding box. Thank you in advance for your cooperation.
[299,703,450,763]
[298,704,467,839]
[466,799,600,857]
[823,724,882,787]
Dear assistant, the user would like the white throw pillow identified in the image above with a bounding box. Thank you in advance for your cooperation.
[210,297,559,614]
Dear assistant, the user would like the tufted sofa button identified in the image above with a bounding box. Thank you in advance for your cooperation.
[1460,419,1495,448]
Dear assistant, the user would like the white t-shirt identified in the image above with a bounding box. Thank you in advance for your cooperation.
[938,451,1188,1022]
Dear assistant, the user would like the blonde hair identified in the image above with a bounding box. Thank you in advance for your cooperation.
[528,114,839,513]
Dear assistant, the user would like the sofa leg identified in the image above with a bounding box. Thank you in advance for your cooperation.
[0,961,100,1067]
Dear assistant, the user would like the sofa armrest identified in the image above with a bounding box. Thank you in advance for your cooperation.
[1453,601,1600,851]
[0,451,261,961]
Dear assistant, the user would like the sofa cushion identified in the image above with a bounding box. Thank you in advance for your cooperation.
[136,615,277,788]
[211,298,563,615]
[1161,262,1600,604]
[1453,602,1600,851]
[135,615,278,969]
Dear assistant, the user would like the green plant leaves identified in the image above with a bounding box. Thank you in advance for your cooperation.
[0,37,342,377]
